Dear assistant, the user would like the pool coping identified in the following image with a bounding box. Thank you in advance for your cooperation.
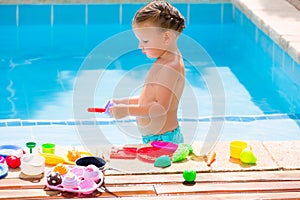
[1,113,299,127]
[233,0,300,64]
[105,141,300,175]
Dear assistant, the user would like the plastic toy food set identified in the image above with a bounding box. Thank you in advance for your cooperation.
[110,141,182,163]
[45,164,104,194]
[110,141,197,165]
[40,149,92,166]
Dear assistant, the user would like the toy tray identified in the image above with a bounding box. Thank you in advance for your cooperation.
[45,165,104,194]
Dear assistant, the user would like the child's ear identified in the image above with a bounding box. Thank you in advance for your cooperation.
[163,31,172,45]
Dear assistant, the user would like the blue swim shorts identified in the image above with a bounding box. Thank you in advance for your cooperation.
[142,126,184,144]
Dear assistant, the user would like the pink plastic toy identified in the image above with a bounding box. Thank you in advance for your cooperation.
[151,141,178,152]
[45,165,104,194]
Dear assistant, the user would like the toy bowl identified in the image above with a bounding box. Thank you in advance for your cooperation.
[230,140,248,159]
[20,154,45,175]
[0,145,22,158]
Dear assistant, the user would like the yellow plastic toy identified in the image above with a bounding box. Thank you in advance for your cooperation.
[240,147,257,164]
[40,151,92,165]
[230,140,248,159]
[53,163,69,175]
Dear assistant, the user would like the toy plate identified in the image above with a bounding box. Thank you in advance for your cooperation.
[150,141,178,152]
[0,145,22,158]
[137,147,173,163]
[45,165,104,194]
[0,164,8,179]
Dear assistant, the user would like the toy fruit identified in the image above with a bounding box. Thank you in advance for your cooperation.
[240,147,257,164]
[154,155,171,168]
[6,155,21,168]
[172,144,192,162]
[183,169,196,182]
[206,151,216,167]
[54,163,69,175]
[67,149,81,162]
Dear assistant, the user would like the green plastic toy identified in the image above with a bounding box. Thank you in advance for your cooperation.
[26,142,36,154]
[183,169,196,182]
[172,144,192,162]
[240,147,257,164]
[154,155,171,168]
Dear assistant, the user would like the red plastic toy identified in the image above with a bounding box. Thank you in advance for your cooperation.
[87,108,106,113]
[6,155,21,168]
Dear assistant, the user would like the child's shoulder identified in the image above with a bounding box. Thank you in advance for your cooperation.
[156,55,181,69]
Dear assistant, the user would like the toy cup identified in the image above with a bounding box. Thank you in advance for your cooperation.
[42,143,56,154]
[230,140,248,159]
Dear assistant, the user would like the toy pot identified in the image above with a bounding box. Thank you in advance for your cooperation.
[20,154,45,175]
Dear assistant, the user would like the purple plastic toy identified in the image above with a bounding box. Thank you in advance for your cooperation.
[87,100,114,116]
[104,100,114,114]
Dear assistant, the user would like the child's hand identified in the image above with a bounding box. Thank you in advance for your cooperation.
[109,104,129,119]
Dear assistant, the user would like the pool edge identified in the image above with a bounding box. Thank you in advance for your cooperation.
[232,0,300,64]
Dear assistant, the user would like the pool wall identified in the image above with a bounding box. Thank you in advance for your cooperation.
[234,8,300,114]
[0,3,233,25]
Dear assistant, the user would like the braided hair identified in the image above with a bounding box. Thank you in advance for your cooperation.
[133,0,185,33]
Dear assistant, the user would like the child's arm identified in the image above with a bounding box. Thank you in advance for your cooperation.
[110,66,182,119]
[109,102,161,119]
[112,96,139,105]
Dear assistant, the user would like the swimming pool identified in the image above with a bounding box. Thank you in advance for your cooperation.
[0,3,300,148]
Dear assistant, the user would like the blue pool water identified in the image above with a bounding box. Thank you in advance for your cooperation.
[0,3,300,146]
